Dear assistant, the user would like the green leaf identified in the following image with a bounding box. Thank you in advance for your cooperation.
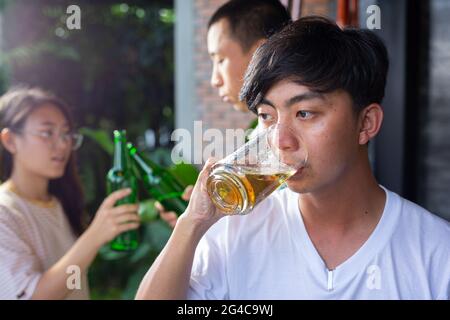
[129,242,151,264]
[159,8,174,24]
[80,127,114,155]
[168,162,199,188]
[143,220,172,252]
[121,264,152,300]
[247,117,259,130]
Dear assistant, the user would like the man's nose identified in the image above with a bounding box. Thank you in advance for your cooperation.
[274,125,299,151]
[210,65,223,88]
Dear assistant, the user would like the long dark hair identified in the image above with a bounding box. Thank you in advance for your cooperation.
[0,86,85,236]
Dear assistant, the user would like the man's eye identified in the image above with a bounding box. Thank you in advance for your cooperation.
[258,113,273,121]
[297,111,313,119]
[41,131,53,138]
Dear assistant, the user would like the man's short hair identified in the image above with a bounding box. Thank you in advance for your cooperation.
[208,0,291,52]
[240,16,389,113]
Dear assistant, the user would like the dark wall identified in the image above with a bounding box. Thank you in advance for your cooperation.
[418,0,450,220]
[368,0,449,221]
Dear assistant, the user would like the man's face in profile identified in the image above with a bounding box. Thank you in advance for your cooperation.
[207,18,256,112]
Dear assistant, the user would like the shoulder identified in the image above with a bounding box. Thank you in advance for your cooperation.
[0,186,27,224]
[0,187,34,248]
[385,188,450,262]
[0,185,52,238]
[393,193,450,298]
[389,189,450,241]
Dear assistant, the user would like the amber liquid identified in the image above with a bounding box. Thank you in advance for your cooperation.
[206,164,294,215]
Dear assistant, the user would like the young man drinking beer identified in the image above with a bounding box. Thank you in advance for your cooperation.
[137,16,450,300]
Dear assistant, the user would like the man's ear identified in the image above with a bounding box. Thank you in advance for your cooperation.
[249,38,266,55]
[1,128,17,154]
[358,103,384,145]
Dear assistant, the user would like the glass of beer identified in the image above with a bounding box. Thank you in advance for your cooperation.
[206,124,308,215]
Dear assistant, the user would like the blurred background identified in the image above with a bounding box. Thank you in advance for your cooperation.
[0,0,449,299]
[0,0,184,299]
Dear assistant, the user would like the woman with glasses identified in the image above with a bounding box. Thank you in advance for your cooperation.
[0,87,140,299]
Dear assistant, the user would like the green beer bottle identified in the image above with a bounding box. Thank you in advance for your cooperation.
[107,130,139,251]
[127,143,188,216]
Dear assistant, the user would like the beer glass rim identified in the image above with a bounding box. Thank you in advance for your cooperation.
[216,123,307,172]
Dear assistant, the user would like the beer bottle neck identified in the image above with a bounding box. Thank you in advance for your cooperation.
[127,143,153,176]
[113,136,127,169]
[132,151,153,176]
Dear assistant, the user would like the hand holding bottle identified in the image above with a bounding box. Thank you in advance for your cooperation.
[85,188,140,249]
[156,185,193,228]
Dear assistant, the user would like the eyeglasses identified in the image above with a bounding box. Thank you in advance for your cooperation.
[12,129,84,151]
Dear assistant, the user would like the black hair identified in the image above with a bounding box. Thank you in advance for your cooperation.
[208,0,291,52]
[240,16,389,113]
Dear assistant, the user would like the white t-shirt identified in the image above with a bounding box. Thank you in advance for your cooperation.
[188,186,450,300]
[0,185,90,300]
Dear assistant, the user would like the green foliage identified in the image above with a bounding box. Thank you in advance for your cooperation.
[83,126,199,299]
[0,41,80,66]
[247,118,259,130]
[159,8,175,24]
[0,0,184,299]
[169,162,200,187]
[79,127,114,156]
[0,66,9,96]
[0,0,10,11]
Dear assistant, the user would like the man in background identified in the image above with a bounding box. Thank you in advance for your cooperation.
[159,0,291,226]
